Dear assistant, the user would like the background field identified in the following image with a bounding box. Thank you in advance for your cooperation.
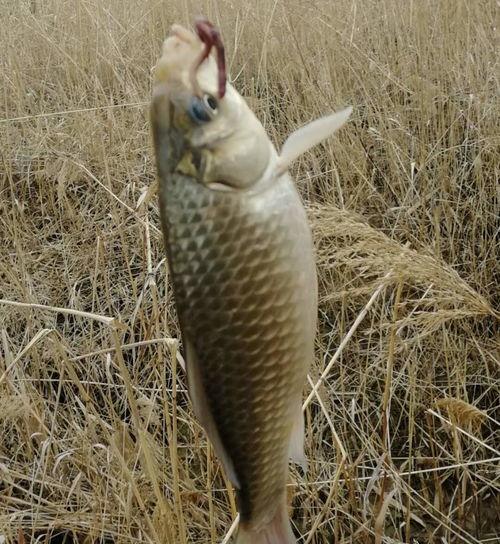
[1,0,499,542]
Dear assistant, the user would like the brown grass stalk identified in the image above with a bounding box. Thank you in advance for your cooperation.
[1,0,498,542]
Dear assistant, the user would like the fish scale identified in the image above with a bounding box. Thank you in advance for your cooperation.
[159,170,316,527]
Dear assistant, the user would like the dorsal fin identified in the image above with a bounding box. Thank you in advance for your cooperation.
[275,107,352,176]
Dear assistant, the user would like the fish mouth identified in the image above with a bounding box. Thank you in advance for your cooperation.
[152,19,226,104]
[151,19,232,186]
[150,24,200,178]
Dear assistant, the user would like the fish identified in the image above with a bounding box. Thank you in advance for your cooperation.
[150,19,352,544]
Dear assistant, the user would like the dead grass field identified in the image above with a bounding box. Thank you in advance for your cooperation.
[1,0,499,542]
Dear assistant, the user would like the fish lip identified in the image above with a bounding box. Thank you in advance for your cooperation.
[169,23,196,44]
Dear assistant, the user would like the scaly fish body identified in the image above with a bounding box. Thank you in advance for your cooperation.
[151,20,351,543]
[160,168,316,529]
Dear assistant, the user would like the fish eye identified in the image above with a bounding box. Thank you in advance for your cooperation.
[188,94,218,124]
[203,93,218,113]
[188,97,211,124]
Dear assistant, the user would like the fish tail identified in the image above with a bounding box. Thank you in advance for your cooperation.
[235,502,296,544]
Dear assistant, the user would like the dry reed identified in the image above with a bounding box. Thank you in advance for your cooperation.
[1,0,498,542]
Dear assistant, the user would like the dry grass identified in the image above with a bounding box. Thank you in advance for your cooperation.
[1,0,499,542]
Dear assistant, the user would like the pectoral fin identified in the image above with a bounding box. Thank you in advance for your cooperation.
[275,107,353,176]
[184,339,240,488]
[288,404,307,473]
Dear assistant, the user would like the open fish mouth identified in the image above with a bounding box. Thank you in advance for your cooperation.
[153,18,226,102]
[150,19,232,182]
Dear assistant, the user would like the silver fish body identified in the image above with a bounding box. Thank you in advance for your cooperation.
[157,165,316,537]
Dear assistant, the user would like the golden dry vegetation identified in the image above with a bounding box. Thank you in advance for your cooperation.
[0,0,499,542]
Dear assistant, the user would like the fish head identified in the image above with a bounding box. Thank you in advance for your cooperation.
[151,21,274,190]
